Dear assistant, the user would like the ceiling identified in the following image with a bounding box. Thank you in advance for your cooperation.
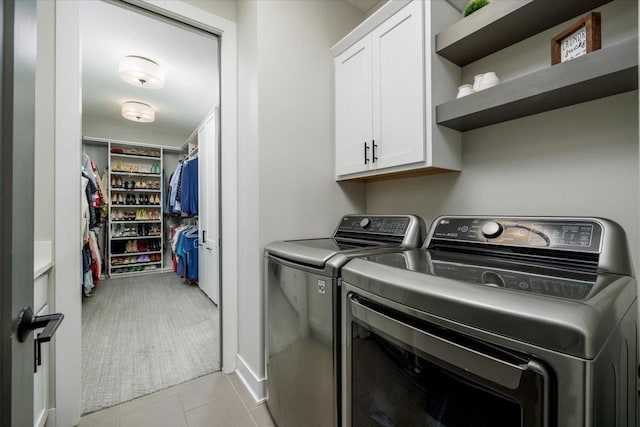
[81,1,219,148]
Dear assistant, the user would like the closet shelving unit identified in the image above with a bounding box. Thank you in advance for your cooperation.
[108,141,164,276]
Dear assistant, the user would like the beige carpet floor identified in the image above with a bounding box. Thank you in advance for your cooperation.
[81,272,220,414]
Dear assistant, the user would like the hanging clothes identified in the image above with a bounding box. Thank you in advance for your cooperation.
[181,156,198,215]
[168,163,184,213]
[81,176,94,296]
[171,225,199,282]
[167,156,199,216]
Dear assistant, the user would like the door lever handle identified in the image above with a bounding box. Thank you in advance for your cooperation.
[17,306,64,372]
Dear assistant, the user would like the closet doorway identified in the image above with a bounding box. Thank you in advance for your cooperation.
[78,0,221,415]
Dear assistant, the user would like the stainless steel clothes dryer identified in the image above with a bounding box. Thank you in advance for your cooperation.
[341,216,638,427]
[265,215,425,427]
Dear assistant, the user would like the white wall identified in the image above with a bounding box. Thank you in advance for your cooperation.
[234,0,366,397]
[83,116,187,148]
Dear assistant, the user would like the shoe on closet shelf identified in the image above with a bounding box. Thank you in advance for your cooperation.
[116,177,123,187]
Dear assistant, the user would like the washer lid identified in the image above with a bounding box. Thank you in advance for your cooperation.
[265,238,384,268]
[264,214,426,269]
[341,249,637,359]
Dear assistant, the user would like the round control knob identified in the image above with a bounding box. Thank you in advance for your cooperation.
[482,221,503,239]
[360,218,371,229]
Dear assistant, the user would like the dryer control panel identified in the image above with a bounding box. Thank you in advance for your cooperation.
[429,217,603,254]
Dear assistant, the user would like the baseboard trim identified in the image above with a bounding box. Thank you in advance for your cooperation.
[235,354,267,404]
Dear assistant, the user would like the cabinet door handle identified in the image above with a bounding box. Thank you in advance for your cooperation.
[364,142,369,164]
[372,140,378,163]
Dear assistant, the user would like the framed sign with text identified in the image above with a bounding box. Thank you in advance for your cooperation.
[551,12,601,65]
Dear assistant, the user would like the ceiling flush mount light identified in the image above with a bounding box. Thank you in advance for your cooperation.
[121,101,155,123]
[119,56,165,89]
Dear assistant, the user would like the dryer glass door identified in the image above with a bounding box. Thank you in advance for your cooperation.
[344,293,549,427]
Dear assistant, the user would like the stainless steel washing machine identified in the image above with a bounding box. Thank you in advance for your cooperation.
[265,215,425,427]
[341,215,638,427]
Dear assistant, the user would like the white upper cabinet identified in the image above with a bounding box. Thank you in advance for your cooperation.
[332,0,461,181]
[371,1,424,170]
[335,37,373,176]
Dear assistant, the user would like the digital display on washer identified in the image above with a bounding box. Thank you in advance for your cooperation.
[529,223,594,247]
[431,262,594,300]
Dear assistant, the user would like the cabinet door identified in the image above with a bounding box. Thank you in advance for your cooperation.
[335,37,373,176]
[372,1,425,170]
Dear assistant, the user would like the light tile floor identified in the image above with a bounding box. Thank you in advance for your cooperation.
[79,372,275,427]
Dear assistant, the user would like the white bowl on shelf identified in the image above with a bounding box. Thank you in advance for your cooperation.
[456,84,474,98]
[478,72,499,90]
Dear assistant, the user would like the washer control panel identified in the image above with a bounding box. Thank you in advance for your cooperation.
[338,215,410,236]
[430,217,603,253]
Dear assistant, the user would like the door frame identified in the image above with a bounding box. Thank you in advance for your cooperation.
[53,1,238,425]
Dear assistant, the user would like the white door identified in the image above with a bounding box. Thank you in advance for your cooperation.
[335,37,373,176]
[372,1,425,170]
[2,1,42,426]
[198,110,220,304]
